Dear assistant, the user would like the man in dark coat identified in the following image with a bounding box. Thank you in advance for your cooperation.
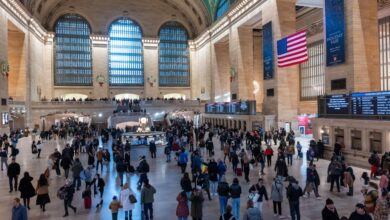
[321,198,339,220]
[8,157,20,192]
[274,158,288,177]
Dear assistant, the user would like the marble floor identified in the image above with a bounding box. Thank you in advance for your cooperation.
[0,135,376,220]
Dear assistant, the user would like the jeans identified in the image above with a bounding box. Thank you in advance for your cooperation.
[1,157,7,170]
[124,210,132,220]
[143,203,153,220]
[166,153,171,162]
[232,198,240,220]
[287,154,293,166]
[73,176,81,190]
[273,201,282,215]
[64,199,76,215]
[8,176,18,191]
[37,149,41,158]
[96,160,103,172]
[64,169,69,179]
[289,200,300,220]
[330,175,340,192]
[219,196,228,216]
[112,212,118,220]
[260,162,265,174]
[255,201,263,214]
[118,172,124,186]
[210,181,218,195]
[178,217,188,220]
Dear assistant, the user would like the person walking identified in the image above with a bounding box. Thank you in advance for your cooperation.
[71,158,83,191]
[242,199,262,220]
[36,140,42,159]
[12,198,28,220]
[18,172,36,210]
[35,174,50,212]
[286,179,303,220]
[220,204,236,220]
[264,145,273,167]
[61,180,77,217]
[92,173,105,208]
[379,170,389,193]
[328,159,342,193]
[176,191,190,220]
[208,158,218,196]
[60,156,72,179]
[374,191,389,220]
[248,178,269,214]
[96,147,104,173]
[274,158,288,178]
[271,176,284,218]
[8,157,20,192]
[343,164,355,196]
[230,178,242,220]
[321,198,339,220]
[178,149,188,174]
[217,176,230,217]
[286,143,295,166]
[149,140,157,159]
[303,163,320,199]
[119,183,135,220]
[0,147,8,170]
[349,203,372,220]
[109,196,122,220]
[141,179,156,220]
[190,186,204,220]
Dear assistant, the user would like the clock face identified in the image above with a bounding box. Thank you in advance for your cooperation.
[140,117,147,124]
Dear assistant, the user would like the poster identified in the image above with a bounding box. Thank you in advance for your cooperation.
[325,0,345,66]
[263,22,273,80]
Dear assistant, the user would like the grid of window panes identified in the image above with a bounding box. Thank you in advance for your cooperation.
[159,22,190,87]
[300,42,325,100]
[215,0,229,20]
[379,16,390,91]
[54,14,92,86]
[109,18,144,86]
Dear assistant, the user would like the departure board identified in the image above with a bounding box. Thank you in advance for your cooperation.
[205,101,256,115]
[351,91,390,115]
[325,94,349,114]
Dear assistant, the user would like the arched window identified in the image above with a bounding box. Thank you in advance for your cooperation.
[215,0,229,20]
[159,22,190,87]
[54,14,92,86]
[108,18,144,86]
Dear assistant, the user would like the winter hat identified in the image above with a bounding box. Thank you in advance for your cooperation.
[326,198,334,205]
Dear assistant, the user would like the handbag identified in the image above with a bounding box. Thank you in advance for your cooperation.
[248,192,260,202]
[129,194,137,204]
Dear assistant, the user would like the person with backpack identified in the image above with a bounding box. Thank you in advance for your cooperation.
[119,183,135,220]
[286,178,303,220]
[36,173,50,212]
[217,176,230,217]
[8,157,20,192]
[137,156,150,189]
[369,152,381,179]
[328,159,342,192]
[176,191,190,220]
[141,179,156,220]
[178,149,188,174]
[92,173,105,208]
[249,178,269,214]
[59,180,77,217]
[80,166,93,189]
[230,178,242,220]
[286,143,295,166]
[220,204,236,220]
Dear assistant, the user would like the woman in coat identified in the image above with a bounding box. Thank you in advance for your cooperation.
[18,172,36,209]
[271,176,284,218]
[274,158,288,177]
[190,186,204,220]
[176,191,190,220]
[119,183,135,220]
[36,173,50,212]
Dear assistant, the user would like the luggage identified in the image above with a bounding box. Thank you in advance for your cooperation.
[298,152,303,158]
[84,197,91,209]
[236,168,242,176]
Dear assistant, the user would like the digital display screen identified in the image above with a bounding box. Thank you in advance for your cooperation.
[205,101,256,115]
[1,112,9,125]
[351,91,390,115]
[325,94,349,114]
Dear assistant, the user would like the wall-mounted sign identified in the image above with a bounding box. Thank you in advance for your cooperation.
[324,0,345,66]
[263,22,273,80]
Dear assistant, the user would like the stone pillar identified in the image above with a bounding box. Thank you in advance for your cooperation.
[361,129,370,153]
[143,38,159,98]
[262,0,299,130]
[253,32,263,111]
[0,8,9,134]
[325,0,380,93]
[91,35,109,99]
[213,42,230,101]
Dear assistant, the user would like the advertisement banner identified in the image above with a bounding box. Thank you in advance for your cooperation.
[263,22,273,80]
[325,0,345,66]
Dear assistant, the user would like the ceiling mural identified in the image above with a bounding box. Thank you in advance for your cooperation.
[202,0,236,21]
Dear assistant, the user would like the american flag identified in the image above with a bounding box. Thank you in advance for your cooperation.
[277,30,308,67]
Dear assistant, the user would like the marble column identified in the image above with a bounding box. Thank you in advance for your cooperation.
[142,38,159,98]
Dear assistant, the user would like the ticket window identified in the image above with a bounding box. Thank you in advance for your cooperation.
[351,130,362,151]
[334,128,345,148]
[370,132,382,153]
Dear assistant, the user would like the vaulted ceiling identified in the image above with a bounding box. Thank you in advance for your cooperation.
[18,0,214,38]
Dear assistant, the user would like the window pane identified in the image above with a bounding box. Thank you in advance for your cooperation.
[109,18,144,86]
[299,42,325,99]
[54,14,92,86]
[159,22,190,87]
[215,0,230,20]
[380,17,390,91]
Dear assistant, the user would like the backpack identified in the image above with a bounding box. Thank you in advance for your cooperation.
[179,153,187,164]
[143,162,150,173]
[57,187,67,200]
[368,156,374,165]
[164,147,171,155]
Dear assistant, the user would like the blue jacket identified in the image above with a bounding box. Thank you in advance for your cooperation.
[306,168,315,182]
[12,205,27,220]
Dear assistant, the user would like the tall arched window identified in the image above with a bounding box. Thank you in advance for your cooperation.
[159,22,190,87]
[54,14,92,86]
[108,18,144,86]
[215,0,229,20]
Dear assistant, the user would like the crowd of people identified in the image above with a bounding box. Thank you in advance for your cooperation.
[2,116,390,220]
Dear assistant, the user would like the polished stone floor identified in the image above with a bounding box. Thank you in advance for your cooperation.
[0,134,376,220]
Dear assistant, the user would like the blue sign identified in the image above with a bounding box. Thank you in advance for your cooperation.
[263,22,273,80]
[325,0,345,66]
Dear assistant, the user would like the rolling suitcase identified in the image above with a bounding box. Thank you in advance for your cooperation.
[84,197,91,209]
[236,168,242,176]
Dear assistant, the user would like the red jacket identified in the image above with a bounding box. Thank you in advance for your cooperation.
[264,148,273,156]
[176,193,189,217]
